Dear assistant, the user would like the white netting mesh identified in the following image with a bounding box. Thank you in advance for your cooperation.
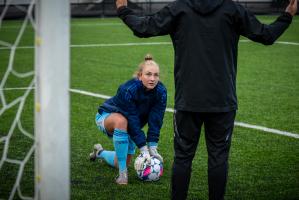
[0,0,36,199]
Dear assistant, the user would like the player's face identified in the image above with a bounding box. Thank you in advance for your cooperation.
[139,64,160,90]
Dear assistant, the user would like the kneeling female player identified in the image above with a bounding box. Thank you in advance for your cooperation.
[89,54,167,185]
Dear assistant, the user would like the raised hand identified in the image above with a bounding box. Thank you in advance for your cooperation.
[149,146,163,162]
[116,0,127,9]
[286,0,298,16]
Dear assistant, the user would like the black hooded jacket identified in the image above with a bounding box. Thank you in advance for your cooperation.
[118,0,292,112]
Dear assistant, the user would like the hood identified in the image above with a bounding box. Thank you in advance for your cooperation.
[186,0,224,15]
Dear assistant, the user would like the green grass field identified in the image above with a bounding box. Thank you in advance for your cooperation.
[0,16,299,199]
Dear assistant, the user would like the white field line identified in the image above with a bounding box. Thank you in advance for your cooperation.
[69,88,110,99]
[71,23,123,26]
[0,40,298,50]
[1,23,124,29]
[239,39,299,46]
[71,42,171,48]
[3,19,298,29]
[234,122,299,139]
[70,88,299,139]
[0,42,172,50]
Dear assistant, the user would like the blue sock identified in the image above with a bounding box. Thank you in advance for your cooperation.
[98,150,115,167]
[113,129,128,173]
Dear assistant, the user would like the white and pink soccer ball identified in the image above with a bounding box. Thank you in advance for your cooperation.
[136,156,163,181]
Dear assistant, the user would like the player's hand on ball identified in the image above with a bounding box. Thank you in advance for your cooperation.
[134,146,151,171]
[149,146,163,163]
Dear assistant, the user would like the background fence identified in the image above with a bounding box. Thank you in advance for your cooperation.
[0,0,297,19]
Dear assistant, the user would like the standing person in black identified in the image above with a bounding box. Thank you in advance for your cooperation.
[115,0,297,199]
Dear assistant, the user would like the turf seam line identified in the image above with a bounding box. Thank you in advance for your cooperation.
[2,19,298,29]
[1,23,124,29]
[0,40,298,50]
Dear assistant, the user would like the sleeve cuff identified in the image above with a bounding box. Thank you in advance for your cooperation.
[147,142,158,147]
[279,12,293,23]
[117,6,133,18]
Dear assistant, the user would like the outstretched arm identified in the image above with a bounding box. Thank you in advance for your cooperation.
[237,3,295,45]
[286,0,298,16]
[115,0,178,37]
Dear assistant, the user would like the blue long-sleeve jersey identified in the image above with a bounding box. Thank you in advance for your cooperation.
[98,78,167,148]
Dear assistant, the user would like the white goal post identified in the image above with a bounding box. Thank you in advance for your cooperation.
[35,0,70,199]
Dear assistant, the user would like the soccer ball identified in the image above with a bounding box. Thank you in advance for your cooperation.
[136,156,163,181]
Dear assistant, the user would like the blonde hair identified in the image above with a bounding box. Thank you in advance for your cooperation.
[133,54,160,78]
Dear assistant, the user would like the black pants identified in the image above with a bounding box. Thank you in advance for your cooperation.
[171,110,236,200]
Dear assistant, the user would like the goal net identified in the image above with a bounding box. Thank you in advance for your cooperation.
[0,0,70,199]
